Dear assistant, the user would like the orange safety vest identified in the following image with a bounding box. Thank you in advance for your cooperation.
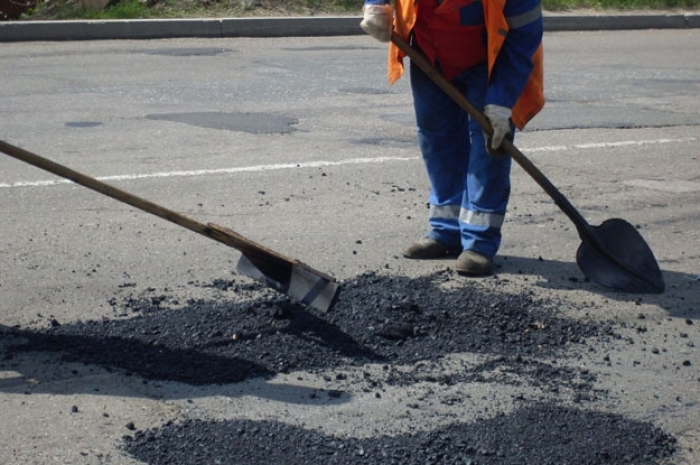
[388,0,544,129]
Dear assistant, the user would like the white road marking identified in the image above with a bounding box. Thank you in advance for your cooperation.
[1,137,696,189]
[0,156,415,188]
[522,137,697,153]
[624,179,700,193]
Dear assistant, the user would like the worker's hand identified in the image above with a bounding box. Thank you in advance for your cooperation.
[360,4,393,43]
[484,104,513,158]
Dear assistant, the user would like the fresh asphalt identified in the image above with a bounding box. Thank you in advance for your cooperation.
[0,10,699,42]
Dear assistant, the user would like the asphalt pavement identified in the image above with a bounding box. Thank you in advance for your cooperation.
[1,16,699,465]
[0,9,699,42]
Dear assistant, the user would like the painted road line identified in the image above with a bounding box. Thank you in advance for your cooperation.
[0,156,416,188]
[522,137,698,153]
[1,137,696,189]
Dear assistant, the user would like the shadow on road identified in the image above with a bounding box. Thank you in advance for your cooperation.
[496,254,700,320]
[0,270,615,400]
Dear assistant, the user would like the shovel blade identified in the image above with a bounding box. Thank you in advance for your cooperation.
[576,219,664,293]
[237,254,339,313]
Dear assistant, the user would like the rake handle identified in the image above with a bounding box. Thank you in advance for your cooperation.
[390,34,593,238]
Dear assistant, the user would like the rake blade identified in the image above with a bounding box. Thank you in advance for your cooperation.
[237,254,340,313]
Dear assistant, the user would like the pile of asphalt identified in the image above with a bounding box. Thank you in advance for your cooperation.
[124,405,675,465]
[6,271,611,385]
[2,270,677,465]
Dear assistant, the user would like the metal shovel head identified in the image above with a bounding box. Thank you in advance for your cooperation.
[237,254,340,313]
[576,218,664,293]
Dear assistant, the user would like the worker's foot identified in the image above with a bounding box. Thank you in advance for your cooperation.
[455,250,494,276]
[403,238,461,259]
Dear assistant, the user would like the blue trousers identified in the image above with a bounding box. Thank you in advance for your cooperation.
[410,61,513,258]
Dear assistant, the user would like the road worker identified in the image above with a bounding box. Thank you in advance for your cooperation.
[361,0,544,276]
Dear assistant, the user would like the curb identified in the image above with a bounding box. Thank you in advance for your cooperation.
[0,13,699,42]
[546,12,700,31]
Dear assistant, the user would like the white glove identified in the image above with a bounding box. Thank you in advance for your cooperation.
[484,104,512,148]
[360,4,393,43]
[484,105,513,158]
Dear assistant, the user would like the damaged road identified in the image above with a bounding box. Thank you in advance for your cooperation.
[1,31,700,465]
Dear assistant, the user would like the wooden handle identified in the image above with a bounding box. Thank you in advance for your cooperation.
[0,140,334,282]
[0,140,209,234]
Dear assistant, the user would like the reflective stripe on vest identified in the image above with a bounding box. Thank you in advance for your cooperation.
[505,2,542,29]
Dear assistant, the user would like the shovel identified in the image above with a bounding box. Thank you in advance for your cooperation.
[0,140,340,311]
[391,34,664,294]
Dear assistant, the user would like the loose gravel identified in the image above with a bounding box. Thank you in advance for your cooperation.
[2,270,677,465]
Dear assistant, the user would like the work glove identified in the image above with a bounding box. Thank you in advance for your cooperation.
[483,104,513,158]
[360,4,393,43]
